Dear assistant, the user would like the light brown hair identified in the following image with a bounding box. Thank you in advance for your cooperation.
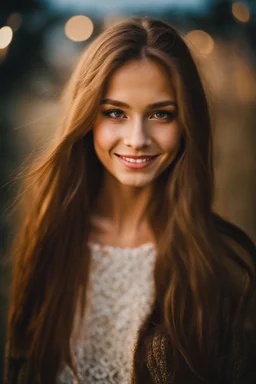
[6,16,256,383]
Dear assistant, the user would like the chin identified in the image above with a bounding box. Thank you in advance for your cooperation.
[115,174,156,188]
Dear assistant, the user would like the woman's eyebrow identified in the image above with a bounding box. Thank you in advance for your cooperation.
[100,98,177,109]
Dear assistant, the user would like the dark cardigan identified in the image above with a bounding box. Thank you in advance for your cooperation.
[3,329,256,384]
[4,247,256,384]
[4,305,256,384]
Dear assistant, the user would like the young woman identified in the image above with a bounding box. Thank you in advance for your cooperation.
[4,16,256,384]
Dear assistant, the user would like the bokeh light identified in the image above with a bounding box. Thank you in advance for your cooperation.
[65,15,94,42]
[7,12,22,32]
[232,2,250,23]
[185,30,214,55]
[0,26,13,49]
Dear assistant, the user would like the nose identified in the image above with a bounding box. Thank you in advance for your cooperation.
[123,118,151,148]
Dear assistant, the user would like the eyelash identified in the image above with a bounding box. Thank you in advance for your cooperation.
[102,109,175,121]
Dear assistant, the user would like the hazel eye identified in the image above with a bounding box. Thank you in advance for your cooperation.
[151,111,175,121]
[102,109,126,119]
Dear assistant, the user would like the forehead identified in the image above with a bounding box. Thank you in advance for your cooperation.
[103,58,176,101]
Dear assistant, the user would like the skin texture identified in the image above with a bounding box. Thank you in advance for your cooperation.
[91,58,182,245]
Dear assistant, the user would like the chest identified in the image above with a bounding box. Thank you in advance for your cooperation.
[58,243,157,384]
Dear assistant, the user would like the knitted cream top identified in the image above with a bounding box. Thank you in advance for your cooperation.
[57,242,157,384]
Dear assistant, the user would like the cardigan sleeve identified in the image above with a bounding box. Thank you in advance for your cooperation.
[238,261,256,382]
[4,339,33,384]
[237,330,256,384]
[144,330,256,384]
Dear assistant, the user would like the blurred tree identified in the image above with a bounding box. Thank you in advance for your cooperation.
[0,2,44,382]
[1,0,42,12]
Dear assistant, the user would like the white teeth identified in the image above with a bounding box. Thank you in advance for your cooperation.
[121,157,153,163]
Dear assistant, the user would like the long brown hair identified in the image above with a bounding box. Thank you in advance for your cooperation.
[6,16,256,383]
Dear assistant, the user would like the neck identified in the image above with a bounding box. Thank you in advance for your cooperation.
[92,172,154,239]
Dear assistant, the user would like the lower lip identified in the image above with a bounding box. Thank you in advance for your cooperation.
[115,155,158,169]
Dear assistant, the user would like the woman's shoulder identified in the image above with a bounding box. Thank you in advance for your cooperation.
[219,228,256,344]
[221,233,255,290]
[212,213,256,292]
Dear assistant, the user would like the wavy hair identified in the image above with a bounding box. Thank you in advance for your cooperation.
[6,16,256,383]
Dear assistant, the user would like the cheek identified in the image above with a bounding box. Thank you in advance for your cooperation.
[156,123,182,153]
[93,122,119,153]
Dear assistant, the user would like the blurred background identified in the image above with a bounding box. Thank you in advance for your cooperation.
[0,0,256,380]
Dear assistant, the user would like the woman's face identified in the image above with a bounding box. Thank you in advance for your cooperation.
[93,58,182,188]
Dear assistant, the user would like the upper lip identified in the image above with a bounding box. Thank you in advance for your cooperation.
[115,154,159,158]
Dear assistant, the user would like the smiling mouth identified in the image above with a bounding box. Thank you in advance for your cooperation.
[115,154,159,163]
[114,154,159,166]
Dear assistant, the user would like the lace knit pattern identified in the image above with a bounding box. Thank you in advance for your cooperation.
[57,242,157,384]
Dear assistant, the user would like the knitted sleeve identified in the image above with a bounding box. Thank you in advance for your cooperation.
[4,340,33,384]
